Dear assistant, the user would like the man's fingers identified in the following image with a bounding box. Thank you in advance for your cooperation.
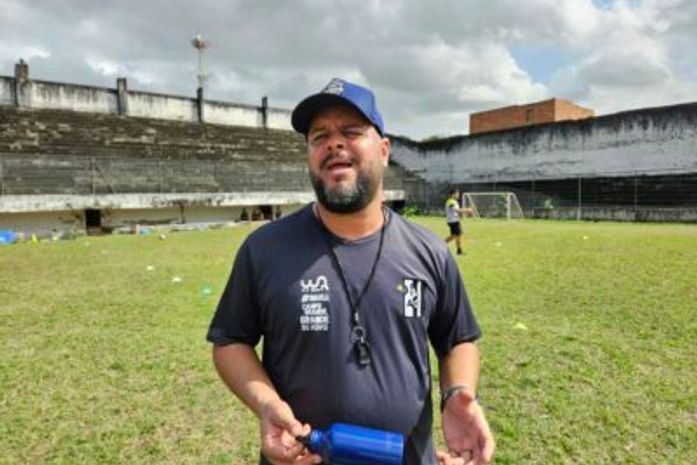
[466,431,495,465]
[299,422,312,438]
[262,437,303,458]
[458,450,473,465]
[475,414,495,464]
[263,442,310,465]
[263,450,321,465]
[294,452,323,465]
[479,433,495,463]
[435,450,451,465]
[436,450,466,465]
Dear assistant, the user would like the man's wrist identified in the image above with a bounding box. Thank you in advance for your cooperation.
[440,384,478,412]
[257,396,283,419]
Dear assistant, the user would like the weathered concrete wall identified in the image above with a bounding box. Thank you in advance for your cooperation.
[127,91,197,121]
[393,102,697,183]
[0,79,13,106]
[106,207,182,228]
[0,190,405,214]
[104,205,305,228]
[177,204,303,224]
[203,100,260,127]
[0,75,292,130]
[0,203,308,237]
[0,192,315,236]
[25,80,118,113]
[0,192,317,213]
[0,210,82,235]
[267,108,294,131]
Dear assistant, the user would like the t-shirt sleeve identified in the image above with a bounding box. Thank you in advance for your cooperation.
[428,252,481,358]
[206,240,262,346]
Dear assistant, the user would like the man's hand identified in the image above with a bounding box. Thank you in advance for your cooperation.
[441,389,495,465]
[436,449,469,465]
[259,398,321,465]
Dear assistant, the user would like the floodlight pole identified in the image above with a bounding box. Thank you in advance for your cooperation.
[191,33,210,93]
[191,33,210,123]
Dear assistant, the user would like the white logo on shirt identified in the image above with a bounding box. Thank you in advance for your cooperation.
[300,275,329,293]
[403,278,422,318]
[299,275,330,332]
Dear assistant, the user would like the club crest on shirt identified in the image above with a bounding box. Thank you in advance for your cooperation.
[298,275,330,332]
[400,278,422,318]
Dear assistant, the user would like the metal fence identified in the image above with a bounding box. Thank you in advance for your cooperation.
[405,168,697,222]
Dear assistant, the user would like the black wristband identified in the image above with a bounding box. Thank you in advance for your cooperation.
[440,385,481,412]
[440,384,468,412]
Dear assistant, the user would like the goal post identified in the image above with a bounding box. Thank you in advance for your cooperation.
[462,192,524,220]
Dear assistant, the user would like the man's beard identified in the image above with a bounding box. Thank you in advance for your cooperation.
[310,168,381,214]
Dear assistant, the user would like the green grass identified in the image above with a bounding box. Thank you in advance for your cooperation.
[1,218,696,464]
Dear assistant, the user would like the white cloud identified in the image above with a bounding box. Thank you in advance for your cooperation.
[84,57,176,88]
[548,0,696,117]
[85,57,126,78]
[0,43,50,65]
[0,0,695,138]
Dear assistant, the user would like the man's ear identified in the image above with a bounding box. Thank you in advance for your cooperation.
[380,137,391,167]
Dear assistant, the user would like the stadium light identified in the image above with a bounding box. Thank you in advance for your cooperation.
[191,33,210,92]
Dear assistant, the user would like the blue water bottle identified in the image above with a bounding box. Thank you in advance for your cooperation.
[298,422,404,465]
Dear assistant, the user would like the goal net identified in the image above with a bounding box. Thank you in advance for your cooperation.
[462,192,524,220]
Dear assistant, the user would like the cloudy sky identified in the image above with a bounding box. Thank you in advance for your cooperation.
[1,0,696,139]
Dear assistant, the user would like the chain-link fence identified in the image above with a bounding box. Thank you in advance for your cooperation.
[402,168,697,222]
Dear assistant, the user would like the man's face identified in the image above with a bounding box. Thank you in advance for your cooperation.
[306,104,390,213]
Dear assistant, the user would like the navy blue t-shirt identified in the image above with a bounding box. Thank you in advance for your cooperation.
[207,204,481,465]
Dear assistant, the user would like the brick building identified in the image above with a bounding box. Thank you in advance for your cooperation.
[469,98,594,134]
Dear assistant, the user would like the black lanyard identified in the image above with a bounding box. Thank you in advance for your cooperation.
[315,206,387,367]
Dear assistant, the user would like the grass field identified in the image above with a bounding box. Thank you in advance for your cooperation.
[1,217,696,465]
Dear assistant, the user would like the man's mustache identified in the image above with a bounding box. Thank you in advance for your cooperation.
[320,153,356,170]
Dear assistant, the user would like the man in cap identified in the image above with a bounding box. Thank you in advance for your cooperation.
[208,78,494,465]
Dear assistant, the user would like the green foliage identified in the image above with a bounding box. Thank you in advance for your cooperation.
[421,134,449,142]
[401,203,421,217]
[1,219,696,464]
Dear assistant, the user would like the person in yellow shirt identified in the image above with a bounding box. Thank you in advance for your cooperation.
[445,189,472,255]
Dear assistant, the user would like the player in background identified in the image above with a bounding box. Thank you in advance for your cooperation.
[445,189,473,255]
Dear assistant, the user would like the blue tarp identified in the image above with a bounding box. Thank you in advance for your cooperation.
[0,229,17,245]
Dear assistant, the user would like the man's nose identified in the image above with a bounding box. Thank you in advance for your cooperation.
[326,131,346,151]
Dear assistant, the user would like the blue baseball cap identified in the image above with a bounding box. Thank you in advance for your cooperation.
[291,78,385,136]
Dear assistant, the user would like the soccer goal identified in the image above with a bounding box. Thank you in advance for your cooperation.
[462,192,524,220]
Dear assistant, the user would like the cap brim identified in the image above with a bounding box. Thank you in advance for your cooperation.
[291,93,374,136]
